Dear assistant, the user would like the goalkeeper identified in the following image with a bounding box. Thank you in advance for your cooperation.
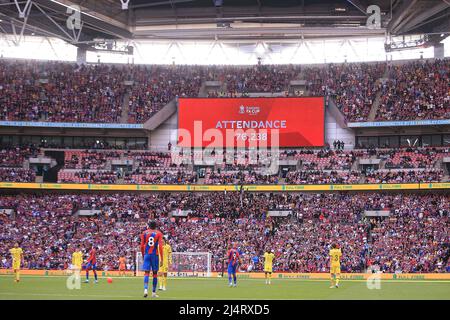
[159,235,172,291]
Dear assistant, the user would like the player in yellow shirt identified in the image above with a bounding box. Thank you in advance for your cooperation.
[263,250,275,285]
[159,236,172,291]
[71,247,83,272]
[329,243,342,288]
[9,243,24,283]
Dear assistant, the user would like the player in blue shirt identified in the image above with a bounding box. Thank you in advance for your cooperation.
[140,220,164,298]
[225,243,241,287]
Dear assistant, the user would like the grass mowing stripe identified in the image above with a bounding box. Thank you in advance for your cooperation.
[0,275,449,283]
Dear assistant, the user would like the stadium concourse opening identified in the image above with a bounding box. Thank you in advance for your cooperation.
[0,0,448,308]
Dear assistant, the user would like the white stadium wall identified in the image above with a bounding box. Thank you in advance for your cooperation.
[325,106,355,150]
[147,113,178,150]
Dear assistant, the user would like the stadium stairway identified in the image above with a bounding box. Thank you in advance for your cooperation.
[198,81,207,97]
[367,90,383,122]
[367,68,389,121]
[200,80,224,97]
[351,159,360,171]
[120,90,130,123]
[143,98,178,130]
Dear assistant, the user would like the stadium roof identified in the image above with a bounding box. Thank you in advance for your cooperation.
[0,0,448,45]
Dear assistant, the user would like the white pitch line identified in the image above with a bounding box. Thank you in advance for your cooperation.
[0,275,449,283]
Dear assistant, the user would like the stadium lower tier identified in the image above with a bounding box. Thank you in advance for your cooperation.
[1,146,450,184]
[0,191,448,274]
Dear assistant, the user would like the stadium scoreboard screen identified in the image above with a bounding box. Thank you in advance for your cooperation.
[177,97,325,147]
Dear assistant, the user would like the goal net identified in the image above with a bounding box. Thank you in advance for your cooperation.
[136,252,212,277]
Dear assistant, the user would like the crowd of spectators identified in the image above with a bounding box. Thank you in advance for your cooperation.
[204,170,279,185]
[379,147,447,169]
[58,170,119,184]
[220,65,301,94]
[285,170,361,184]
[127,65,203,123]
[0,192,448,273]
[0,59,448,123]
[0,60,126,123]
[364,170,444,184]
[305,62,385,121]
[123,170,198,184]
[0,145,40,167]
[376,59,449,121]
[0,168,36,182]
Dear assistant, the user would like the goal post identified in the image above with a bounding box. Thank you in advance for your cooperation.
[136,251,212,277]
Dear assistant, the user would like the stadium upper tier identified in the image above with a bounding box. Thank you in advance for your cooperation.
[0,192,448,273]
[0,59,448,124]
[0,145,448,184]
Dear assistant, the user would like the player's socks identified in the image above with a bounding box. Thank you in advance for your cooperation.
[93,270,98,281]
[143,289,148,298]
[152,276,158,293]
[144,274,149,290]
[335,278,340,287]
[233,274,237,286]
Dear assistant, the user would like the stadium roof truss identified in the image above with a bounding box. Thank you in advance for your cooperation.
[0,0,448,49]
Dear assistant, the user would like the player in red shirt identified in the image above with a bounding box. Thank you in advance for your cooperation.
[84,245,98,283]
[140,220,164,298]
[225,243,241,287]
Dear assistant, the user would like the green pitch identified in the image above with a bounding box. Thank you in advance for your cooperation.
[0,276,449,300]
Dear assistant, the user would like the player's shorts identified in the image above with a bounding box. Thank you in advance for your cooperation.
[264,266,273,273]
[227,263,238,274]
[119,264,126,271]
[73,264,82,271]
[12,262,21,270]
[85,262,97,270]
[143,254,159,272]
[330,265,341,274]
[160,264,168,273]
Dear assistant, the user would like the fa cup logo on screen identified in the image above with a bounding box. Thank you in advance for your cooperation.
[238,105,260,116]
